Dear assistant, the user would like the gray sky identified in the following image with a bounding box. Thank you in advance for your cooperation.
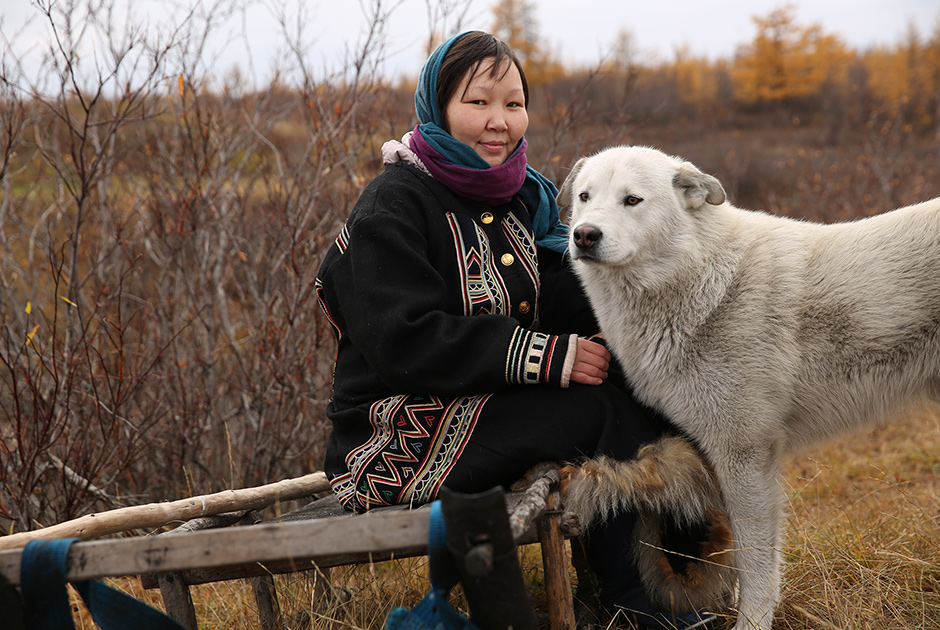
[2,0,939,84]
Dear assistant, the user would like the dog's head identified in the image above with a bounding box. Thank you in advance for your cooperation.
[557,146,726,267]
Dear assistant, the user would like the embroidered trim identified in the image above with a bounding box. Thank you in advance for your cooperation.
[447,214,510,317]
[501,212,539,284]
[329,472,357,508]
[315,278,342,341]
[560,334,578,388]
[506,328,562,385]
[340,393,489,510]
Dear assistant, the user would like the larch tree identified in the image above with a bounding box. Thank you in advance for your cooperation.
[731,5,852,105]
[489,0,562,84]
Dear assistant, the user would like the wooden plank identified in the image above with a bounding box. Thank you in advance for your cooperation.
[0,509,429,587]
[140,546,428,588]
[139,527,542,589]
[137,491,545,589]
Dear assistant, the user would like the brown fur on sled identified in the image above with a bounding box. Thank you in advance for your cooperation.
[560,436,736,612]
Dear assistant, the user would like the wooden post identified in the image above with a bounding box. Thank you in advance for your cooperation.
[157,572,198,630]
[539,489,576,630]
[251,574,282,630]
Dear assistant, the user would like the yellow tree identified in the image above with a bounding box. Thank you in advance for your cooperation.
[490,0,562,84]
[673,45,722,107]
[864,46,912,111]
[732,5,852,104]
[864,22,940,130]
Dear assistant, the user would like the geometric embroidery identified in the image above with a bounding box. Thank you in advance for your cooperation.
[501,210,540,319]
[505,328,562,385]
[333,223,350,254]
[448,213,509,317]
[446,211,540,320]
[340,393,490,511]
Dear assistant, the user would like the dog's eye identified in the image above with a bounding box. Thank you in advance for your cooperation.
[624,195,643,206]
[578,191,589,202]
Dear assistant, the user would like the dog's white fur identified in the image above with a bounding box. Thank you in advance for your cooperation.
[557,146,940,630]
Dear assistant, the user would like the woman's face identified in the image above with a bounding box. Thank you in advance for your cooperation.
[444,58,528,167]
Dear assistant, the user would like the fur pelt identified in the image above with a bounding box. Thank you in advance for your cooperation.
[560,436,736,612]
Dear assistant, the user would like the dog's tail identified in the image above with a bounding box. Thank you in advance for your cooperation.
[560,436,736,613]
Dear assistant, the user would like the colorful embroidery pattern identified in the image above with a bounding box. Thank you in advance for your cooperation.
[447,213,509,317]
[334,224,350,254]
[505,328,560,385]
[314,278,342,341]
[501,212,540,289]
[337,393,489,511]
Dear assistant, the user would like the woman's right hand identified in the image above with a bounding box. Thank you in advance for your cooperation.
[570,337,610,385]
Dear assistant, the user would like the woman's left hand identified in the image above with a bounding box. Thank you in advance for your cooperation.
[570,337,610,385]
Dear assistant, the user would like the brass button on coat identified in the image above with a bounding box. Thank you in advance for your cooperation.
[500,253,514,266]
[481,212,494,224]
[518,301,531,314]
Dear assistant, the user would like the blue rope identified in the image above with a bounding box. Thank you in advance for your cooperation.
[20,539,75,630]
[20,538,185,630]
[384,501,477,630]
[426,500,457,591]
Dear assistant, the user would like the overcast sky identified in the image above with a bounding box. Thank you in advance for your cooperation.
[2,0,939,83]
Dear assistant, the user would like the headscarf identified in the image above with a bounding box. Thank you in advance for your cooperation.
[410,31,569,254]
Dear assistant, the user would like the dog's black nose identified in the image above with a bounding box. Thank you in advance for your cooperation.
[573,225,602,250]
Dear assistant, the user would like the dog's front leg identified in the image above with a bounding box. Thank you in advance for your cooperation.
[714,445,785,630]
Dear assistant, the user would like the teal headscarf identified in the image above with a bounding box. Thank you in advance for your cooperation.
[414,31,569,254]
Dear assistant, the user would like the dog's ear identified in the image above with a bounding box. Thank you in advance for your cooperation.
[556,158,586,224]
[673,162,726,209]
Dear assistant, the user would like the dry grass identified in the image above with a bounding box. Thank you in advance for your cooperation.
[773,405,940,630]
[72,407,938,629]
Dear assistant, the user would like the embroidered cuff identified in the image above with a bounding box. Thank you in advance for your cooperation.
[505,328,573,386]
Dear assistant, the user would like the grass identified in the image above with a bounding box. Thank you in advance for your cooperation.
[773,404,940,630]
[67,406,939,629]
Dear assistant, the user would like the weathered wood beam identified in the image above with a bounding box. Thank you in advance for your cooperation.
[0,508,429,586]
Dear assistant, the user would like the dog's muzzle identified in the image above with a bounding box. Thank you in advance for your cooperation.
[571,224,603,259]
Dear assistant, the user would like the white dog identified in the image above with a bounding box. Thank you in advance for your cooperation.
[556,146,940,630]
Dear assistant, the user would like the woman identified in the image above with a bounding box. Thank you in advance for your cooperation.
[315,31,718,629]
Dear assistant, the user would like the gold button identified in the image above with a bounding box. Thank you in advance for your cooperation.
[500,253,514,266]
[481,212,494,224]
[518,301,531,314]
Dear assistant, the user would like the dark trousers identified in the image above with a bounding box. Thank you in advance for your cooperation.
[441,380,669,493]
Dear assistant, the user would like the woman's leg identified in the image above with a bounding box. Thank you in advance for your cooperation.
[441,381,667,494]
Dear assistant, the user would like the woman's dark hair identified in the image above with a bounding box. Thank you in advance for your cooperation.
[436,32,529,131]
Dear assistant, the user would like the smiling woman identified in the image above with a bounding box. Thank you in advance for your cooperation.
[314,30,722,629]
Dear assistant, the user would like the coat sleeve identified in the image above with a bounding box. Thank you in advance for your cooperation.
[318,172,577,397]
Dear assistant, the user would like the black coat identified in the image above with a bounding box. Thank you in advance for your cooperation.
[316,162,596,509]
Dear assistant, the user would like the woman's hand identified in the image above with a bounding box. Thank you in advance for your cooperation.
[570,337,610,385]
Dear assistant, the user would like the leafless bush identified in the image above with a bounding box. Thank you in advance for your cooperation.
[0,0,402,532]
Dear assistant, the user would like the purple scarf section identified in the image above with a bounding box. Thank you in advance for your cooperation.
[409,126,528,205]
